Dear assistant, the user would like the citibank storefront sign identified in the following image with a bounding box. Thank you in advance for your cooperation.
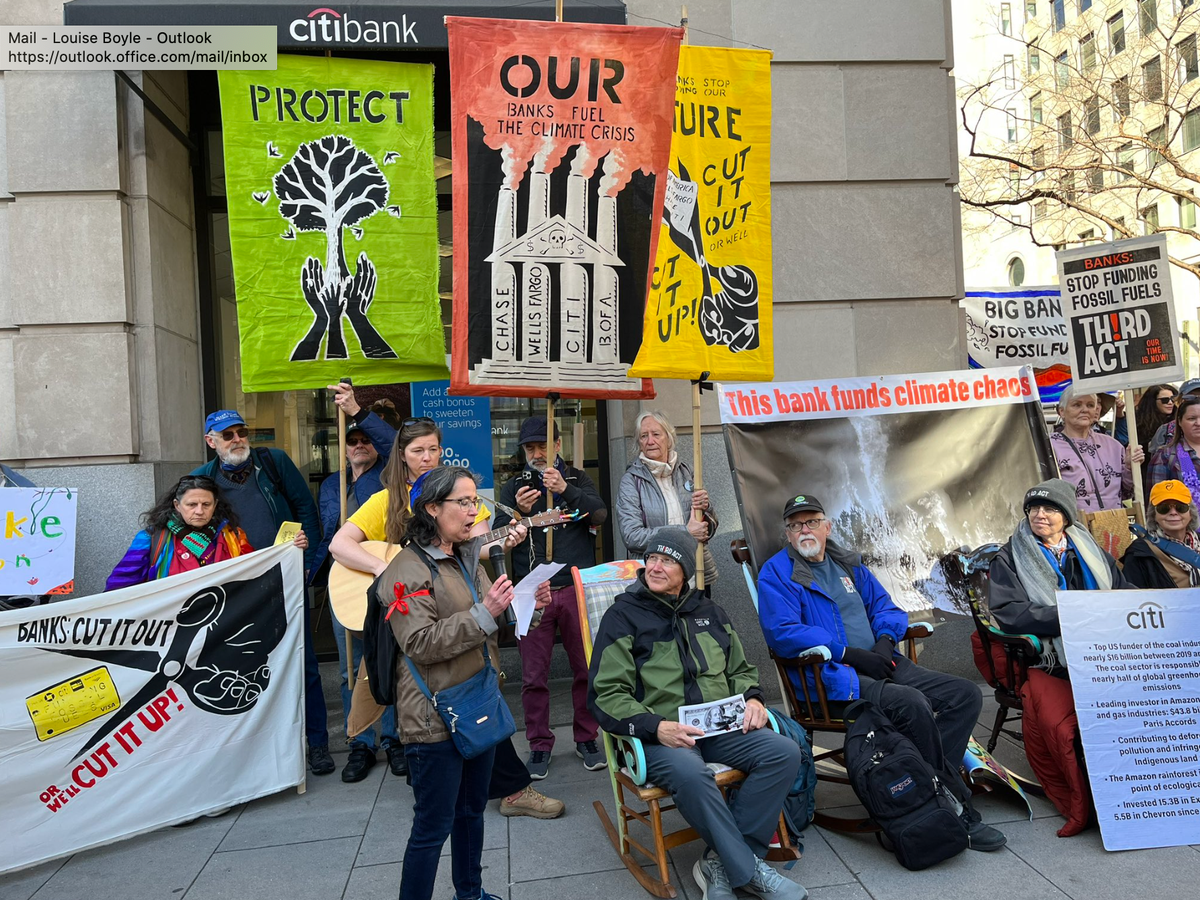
[289,8,417,45]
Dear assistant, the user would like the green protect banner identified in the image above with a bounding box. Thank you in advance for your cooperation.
[218,55,446,392]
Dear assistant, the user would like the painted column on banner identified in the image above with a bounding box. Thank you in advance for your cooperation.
[1059,587,1200,850]
[411,381,495,499]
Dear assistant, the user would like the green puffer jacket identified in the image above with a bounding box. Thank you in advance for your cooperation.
[587,573,764,742]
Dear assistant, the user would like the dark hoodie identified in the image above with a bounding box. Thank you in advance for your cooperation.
[587,572,763,742]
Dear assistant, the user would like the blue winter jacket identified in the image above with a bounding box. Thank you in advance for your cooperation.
[311,411,397,578]
[757,540,909,702]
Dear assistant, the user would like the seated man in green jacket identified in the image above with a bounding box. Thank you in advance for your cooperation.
[588,527,806,900]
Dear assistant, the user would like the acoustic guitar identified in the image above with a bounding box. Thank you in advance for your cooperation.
[327,507,586,631]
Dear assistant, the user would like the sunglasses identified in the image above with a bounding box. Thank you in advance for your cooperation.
[1155,501,1190,515]
[219,427,249,441]
[402,417,436,427]
[346,437,372,447]
[1158,396,1177,404]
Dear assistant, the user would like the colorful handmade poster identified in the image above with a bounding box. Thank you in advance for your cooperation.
[446,17,681,398]
[218,55,445,391]
[0,487,77,596]
[629,45,774,381]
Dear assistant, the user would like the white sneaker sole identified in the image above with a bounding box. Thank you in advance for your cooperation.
[691,860,736,900]
[575,750,607,771]
[527,758,550,780]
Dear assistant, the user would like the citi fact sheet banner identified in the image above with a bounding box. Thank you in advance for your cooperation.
[218,54,446,391]
[721,367,1054,611]
[630,45,774,382]
[0,546,305,874]
[447,17,681,399]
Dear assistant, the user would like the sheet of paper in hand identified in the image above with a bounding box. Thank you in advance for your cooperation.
[678,694,746,738]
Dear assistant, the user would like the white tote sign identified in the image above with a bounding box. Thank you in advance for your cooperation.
[0,544,306,874]
[0,487,78,596]
[1059,587,1200,851]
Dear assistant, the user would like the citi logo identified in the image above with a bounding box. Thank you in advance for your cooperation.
[1126,601,1166,630]
[289,8,418,45]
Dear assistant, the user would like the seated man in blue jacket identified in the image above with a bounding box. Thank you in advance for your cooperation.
[756,493,1005,852]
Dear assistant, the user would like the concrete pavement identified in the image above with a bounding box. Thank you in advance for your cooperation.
[5,674,1200,900]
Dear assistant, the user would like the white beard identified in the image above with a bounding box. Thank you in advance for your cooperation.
[795,538,822,560]
[220,446,251,467]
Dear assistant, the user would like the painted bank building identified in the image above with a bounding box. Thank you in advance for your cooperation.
[0,0,967,669]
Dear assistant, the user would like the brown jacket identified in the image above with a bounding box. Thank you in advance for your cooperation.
[381,538,505,745]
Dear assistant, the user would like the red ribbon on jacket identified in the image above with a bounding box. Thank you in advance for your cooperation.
[388,582,431,619]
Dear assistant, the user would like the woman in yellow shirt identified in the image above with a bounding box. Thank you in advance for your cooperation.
[329,418,564,819]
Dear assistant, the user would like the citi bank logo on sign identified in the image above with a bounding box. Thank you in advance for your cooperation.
[1126,601,1166,630]
[289,8,419,45]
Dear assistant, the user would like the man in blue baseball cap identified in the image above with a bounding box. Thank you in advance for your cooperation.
[192,409,332,775]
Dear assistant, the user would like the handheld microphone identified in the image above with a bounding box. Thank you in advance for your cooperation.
[489,544,516,625]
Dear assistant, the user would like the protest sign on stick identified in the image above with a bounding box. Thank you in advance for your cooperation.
[1059,587,1200,850]
[0,487,77,596]
[0,545,306,874]
[962,286,1072,402]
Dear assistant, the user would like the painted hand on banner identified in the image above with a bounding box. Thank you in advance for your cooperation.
[273,135,398,362]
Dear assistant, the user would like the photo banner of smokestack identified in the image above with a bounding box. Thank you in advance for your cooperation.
[446,17,682,399]
[218,55,446,392]
[629,45,775,382]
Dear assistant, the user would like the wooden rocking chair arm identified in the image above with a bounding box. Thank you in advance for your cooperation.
[610,733,650,786]
[775,646,833,667]
[903,622,934,640]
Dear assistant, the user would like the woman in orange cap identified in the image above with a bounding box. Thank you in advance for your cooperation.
[1121,479,1200,588]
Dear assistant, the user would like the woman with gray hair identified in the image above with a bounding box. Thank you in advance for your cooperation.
[616,410,719,582]
[1050,386,1142,514]
[1121,479,1200,588]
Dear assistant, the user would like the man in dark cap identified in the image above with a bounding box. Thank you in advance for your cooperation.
[590,526,807,900]
[756,492,1006,852]
[495,415,608,778]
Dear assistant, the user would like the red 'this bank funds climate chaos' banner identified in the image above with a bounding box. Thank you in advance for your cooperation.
[446,17,681,399]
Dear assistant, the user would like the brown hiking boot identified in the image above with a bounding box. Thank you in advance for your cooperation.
[499,785,565,819]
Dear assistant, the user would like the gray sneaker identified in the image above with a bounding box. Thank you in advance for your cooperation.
[743,858,807,900]
[526,749,551,780]
[692,854,737,900]
[575,739,607,771]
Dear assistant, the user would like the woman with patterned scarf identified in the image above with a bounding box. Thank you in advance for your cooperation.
[1122,480,1200,589]
[105,475,306,590]
[1147,395,1200,498]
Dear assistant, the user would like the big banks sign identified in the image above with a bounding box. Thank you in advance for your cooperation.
[288,7,419,45]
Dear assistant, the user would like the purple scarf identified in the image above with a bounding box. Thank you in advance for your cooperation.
[1176,444,1200,498]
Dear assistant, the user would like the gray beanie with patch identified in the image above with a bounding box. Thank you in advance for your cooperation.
[1023,478,1079,527]
[644,525,698,583]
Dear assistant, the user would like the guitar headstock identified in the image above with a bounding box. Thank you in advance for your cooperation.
[516,507,588,529]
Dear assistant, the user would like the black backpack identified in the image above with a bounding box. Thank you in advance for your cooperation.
[361,545,438,706]
[843,681,969,870]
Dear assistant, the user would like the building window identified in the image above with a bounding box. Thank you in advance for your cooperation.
[1054,0,1067,30]
[1062,172,1077,203]
[1008,257,1027,286]
[1034,199,1048,220]
[1080,0,1092,10]
[1087,166,1104,193]
[1031,91,1044,123]
[1141,202,1160,233]
[1179,35,1199,83]
[1032,146,1045,180]
[1116,142,1135,180]
[1058,111,1074,151]
[1177,0,1195,10]
[1144,56,1163,100]
[1003,54,1017,89]
[1007,108,1020,142]
[1148,124,1166,168]
[1080,33,1097,71]
[1013,213,1024,229]
[1114,77,1131,119]
[1027,0,1039,19]
[1113,216,1126,239]
[1056,51,1070,88]
[1002,3,1014,33]
[1180,194,1197,228]
[1029,48,1041,73]
[1185,107,1200,151]
[1079,228,1096,241]
[1140,0,1158,34]
[1085,95,1101,134]
[1108,12,1126,53]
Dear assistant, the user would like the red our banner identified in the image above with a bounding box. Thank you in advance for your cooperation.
[446,17,681,398]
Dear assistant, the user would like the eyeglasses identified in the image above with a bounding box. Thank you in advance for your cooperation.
[1156,501,1190,515]
[402,417,436,428]
[218,427,249,441]
[442,496,481,511]
[346,437,372,447]
[1159,396,1177,405]
[1026,504,1064,517]
[785,517,826,533]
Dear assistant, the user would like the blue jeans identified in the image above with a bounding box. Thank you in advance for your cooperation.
[303,597,328,748]
[401,740,496,900]
[331,613,397,749]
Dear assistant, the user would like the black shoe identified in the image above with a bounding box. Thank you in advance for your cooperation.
[308,743,335,776]
[961,805,1006,851]
[341,744,377,783]
[382,740,407,777]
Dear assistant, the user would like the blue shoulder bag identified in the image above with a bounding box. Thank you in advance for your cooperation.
[402,553,515,759]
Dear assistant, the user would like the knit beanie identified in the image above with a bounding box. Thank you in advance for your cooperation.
[1023,478,1078,527]
[644,525,698,583]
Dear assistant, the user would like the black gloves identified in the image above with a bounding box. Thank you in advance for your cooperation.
[842,646,896,681]
[871,635,897,660]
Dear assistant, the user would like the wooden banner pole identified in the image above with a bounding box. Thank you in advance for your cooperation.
[692,378,705,590]
[1125,388,1145,518]
[546,393,558,560]
[337,376,354,688]
[556,0,563,22]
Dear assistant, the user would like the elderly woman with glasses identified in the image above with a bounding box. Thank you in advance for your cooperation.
[379,465,549,900]
[105,475,307,590]
[1122,480,1200,589]
[1050,386,1142,514]
[616,410,718,583]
